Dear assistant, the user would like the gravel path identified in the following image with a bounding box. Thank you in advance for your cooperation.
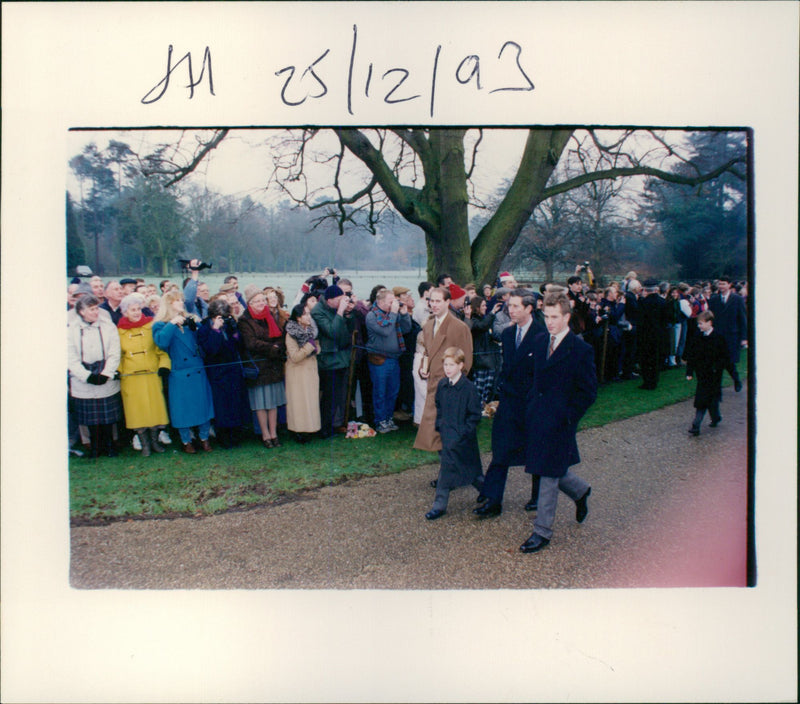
[70,386,749,589]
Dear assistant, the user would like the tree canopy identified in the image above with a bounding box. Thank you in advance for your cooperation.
[67,127,748,283]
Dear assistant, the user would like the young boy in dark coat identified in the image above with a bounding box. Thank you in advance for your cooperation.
[425,347,484,520]
[685,310,734,435]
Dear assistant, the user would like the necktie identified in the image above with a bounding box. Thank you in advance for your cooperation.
[433,318,439,337]
[547,335,556,359]
[515,326,523,348]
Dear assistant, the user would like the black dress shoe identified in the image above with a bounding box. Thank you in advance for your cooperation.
[425,508,446,520]
[524,499,538,511]
[734,379,743,392]
[709,417,721,427]
[688,427,700,436]
[476,493,488,504]
[430,478,438,488]
[575,487,591,523]
[519,533,550,553]
[473,502,502,518]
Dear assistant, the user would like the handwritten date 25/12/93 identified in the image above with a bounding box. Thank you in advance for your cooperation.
[140,25,535,117]
[276,25,535,116]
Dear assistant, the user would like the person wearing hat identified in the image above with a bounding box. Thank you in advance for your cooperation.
[637,278,667,390]
[311,283,357,437]
[119,278,138,296]
[447,283,468,320]
[498,271,518,289]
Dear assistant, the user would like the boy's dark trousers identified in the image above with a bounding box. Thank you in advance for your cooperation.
[691,397,721,432]
[431,476,484,511]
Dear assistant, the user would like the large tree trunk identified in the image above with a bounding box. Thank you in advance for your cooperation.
[428,130,472,283]
[470,129,573,285]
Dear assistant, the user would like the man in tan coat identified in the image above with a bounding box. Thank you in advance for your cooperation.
[413,286,473,452]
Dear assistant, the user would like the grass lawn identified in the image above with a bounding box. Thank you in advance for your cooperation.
[69,365,745,522]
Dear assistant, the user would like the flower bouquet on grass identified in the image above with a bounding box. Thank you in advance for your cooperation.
[345,421,376,439]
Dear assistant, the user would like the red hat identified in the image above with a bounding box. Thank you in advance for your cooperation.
[499,271,514,282]
[448,283,466,300]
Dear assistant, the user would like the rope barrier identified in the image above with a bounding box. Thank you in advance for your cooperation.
[98,343,501,378]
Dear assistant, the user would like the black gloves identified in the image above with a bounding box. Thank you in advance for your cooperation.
[87,373,108,385]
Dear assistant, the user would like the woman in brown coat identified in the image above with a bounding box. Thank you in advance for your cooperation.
[239,285,287,448]
[284,304,321,443]
[413,287,474,452]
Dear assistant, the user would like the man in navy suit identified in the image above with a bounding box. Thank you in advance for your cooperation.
[520,291,598,554]
[473,290,546,518]
[708,276,747,392]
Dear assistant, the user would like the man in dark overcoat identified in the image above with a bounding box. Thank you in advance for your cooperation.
[519,291,597,554]
[474,290,546,518]
[636,279,666,390]
[708,276,747,392]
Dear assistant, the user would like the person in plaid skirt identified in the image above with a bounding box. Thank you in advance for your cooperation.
[68,295,123,458]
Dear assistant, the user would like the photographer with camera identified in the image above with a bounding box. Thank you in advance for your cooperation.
[198,298,250,449]
[311,283,357,437]
[365,288,412,433]
[153,289,215,453]
[182,259,212,319]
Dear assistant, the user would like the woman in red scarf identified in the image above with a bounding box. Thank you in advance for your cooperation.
[117,293,171,456]
[239,285,288,448]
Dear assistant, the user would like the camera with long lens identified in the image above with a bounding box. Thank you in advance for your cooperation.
[578,260,590,272]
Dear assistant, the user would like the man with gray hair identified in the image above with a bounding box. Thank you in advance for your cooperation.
[474,289,546,518]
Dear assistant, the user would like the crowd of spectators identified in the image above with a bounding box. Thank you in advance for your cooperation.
[67,263,748,459]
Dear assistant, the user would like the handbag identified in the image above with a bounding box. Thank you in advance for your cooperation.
[240,351,260,379]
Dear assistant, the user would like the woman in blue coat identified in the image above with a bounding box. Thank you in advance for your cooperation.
[153,289,215,454]
[197,297,250,448]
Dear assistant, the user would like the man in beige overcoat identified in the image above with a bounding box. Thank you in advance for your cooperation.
[413,286,473,452]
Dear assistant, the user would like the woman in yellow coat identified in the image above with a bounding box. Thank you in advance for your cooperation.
[117,293,171,456]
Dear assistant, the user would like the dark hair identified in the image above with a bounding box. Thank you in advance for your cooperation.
[418,281,434,297]
[207,298,230,319]
[75,295,100,315]
[469,295,485,316]
[369,284,386,305]
[290,304,306,322]
[567,275,582,286]
[509,289,535,310]
[299,292,318,311]
[223,275,238,284]
[436,273,451,286]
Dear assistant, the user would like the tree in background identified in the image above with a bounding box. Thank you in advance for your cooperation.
[66,193,86,273]
[265,128,746,284]
[68,143,118,273]
[639,131,747,280]
[117,176,189,276]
